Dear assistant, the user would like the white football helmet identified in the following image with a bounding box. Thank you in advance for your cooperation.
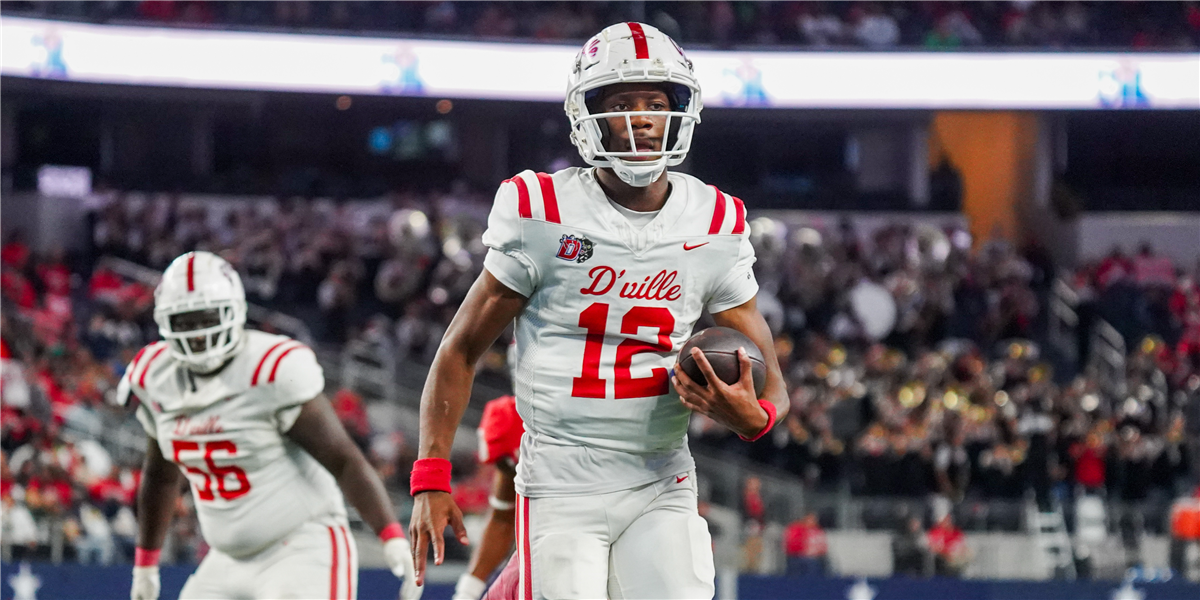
[565,22,703,188]
[153,251,247,373]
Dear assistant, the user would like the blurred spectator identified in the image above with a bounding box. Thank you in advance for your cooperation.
[798,3,846,46]
[1070,427,1108,495]
[853,3,900,48]
[928,514,971,577]
[330,388,371,452]
[783,512,828,577]
[741,475,766,572]
[317,260,359,342]
[1134,243,1177,289]
[892,516,931,577]
[2,233,30,270]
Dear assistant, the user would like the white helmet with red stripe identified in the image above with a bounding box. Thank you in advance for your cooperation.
[565,22,702,188]
[153,251,247,373]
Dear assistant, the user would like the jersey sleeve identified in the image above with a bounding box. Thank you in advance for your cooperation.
[481,177,539,297]
[266,346,325,433]
[116,348,155,436]
[706,229,759,314]
[135,404,157,438]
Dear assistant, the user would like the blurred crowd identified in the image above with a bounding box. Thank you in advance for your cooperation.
[3,188,1200,566]
[5,1,1200,50]
[692,220,1200,531]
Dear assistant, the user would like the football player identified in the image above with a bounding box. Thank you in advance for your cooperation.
[409,23,788,599]
[452,394,523,600]
[121,251,421,600]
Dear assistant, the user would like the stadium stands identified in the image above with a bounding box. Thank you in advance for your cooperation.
[3,189,1197,569]
[3,1,1199,50]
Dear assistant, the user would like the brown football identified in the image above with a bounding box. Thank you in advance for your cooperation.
[677,327,767,397]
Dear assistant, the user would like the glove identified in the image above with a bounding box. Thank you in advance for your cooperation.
[452,573,488,600]
[131,565,160,600]
[384,537,424,600]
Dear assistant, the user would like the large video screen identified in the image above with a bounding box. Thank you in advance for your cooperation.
[3,16,1198,109]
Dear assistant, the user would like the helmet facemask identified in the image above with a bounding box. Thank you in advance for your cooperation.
[155,302,245,374]
[565,23,703,188]
[152,251,248,375]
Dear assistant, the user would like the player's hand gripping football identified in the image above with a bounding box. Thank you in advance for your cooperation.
[384,536,424,600]
[673,347,768,439]
[409,491,470,587]
[130,565,160,600]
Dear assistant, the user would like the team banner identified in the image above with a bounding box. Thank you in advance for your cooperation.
[3,17,1198,109]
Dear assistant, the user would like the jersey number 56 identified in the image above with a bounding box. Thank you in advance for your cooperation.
[172,440,252,501]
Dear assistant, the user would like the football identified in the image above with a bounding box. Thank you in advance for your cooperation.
[677,327,767,397]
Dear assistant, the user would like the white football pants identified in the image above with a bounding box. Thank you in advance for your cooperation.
[179,519,358,600]
[515,469,715,600]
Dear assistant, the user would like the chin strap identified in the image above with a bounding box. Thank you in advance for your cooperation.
[611,159,667,188]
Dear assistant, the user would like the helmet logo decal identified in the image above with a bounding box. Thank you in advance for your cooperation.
[186,252,196,292]
[556,235,594,264]
[626,23,650,59]
[586,38,600,59]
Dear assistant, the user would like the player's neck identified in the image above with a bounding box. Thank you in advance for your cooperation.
[595,168,670,213]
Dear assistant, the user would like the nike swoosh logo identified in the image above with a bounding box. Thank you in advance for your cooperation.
[676,475,689,483]
[683,242,709,251]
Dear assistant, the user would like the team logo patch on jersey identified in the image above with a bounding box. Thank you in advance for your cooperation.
[556,234,594,263]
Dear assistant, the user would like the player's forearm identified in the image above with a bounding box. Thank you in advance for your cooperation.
[329,452,400,536]
[712,301,790,432]
[418,346,477,458]
[136,455,184,550]
[467,511,517,580]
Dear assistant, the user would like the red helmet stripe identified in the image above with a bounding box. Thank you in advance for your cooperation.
[536,173,561,224]
[186,252,196,292]
[731,196,746,234]
[708,186,727,235]
[514,176,532,219]
[627,23,650,59]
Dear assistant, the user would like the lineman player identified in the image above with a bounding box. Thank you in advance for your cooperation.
[121,251,421,600]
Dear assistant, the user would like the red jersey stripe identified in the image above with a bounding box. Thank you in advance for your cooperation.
[708,186,727,235]
[127,346,150,383]
[627,23,650,59]
[251,341,289,386]
[340,526,353,600]
[536,173,561,224]
[267,344,306,384]
[514,176,532,219]
[186,252,196,292]
[522,495,532,600]
[328,526,339,600]
[139,346,167,389]
[731,196,746,235]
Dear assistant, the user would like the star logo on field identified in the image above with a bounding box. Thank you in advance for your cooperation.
[8,562,41,600]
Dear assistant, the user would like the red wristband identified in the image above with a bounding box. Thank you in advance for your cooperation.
[410,457,453,495]
[379,523,405,542]
[134,547,161,567]
[739,399,777,442]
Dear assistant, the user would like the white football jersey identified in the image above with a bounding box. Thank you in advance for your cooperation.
[117,330,345,558]
[482,167,758,497]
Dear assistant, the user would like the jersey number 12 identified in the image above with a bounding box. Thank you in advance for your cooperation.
[572,302,674,399]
